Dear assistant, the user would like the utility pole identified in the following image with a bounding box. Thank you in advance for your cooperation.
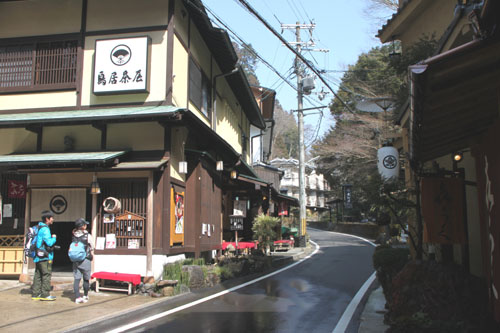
[282,22,324,247]
[296,22,307,247]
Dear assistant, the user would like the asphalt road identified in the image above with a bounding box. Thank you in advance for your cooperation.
[89,229,376,333]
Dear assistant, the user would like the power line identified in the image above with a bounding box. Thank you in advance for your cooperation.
[236,0,354,113]
[199,2,300,96]
[192,1,332,118]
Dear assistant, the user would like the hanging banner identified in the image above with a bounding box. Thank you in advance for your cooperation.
[31,188,86,222]
[377,146,399,181]
[278,201,289,216]
[421,177,466,244]
[8,180,27,198]
[343,185,353,209]
[170,188,184,246]
[174,192,184,234]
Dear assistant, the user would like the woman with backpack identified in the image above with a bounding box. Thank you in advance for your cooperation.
[70,218,94,304]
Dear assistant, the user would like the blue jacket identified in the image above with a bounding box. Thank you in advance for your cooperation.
[33,222,56,262]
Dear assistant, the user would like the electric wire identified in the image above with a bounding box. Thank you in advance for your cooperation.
[196,1,338,143]
[199,2,300,99]
[236,0,354,113]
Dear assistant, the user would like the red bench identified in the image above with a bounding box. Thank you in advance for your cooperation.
[91,272,142,295]
[274,239,294,251]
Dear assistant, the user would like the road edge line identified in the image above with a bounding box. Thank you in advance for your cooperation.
[105,241,321,333]
[332,272,376,333]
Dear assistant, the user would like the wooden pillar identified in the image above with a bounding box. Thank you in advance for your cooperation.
[91,188,98,275]
[145,171,154,282]
[19,175,31,283]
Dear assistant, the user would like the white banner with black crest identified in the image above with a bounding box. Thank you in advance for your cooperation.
[377,146,399,181]
[31,188,86,222]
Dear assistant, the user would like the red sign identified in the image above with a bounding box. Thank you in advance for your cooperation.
[8,180,27,199]
[278,202,289,216]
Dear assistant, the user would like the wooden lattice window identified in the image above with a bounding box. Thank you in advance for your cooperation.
[0,40,78,92]
[96,179,147,249]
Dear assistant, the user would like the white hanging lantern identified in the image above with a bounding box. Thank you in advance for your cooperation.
[377,146,399,181]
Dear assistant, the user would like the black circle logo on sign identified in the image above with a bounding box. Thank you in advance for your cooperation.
[383,155,398,169]
[110,44,132,66]
[50,195,67,215]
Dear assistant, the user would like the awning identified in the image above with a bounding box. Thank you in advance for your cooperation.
[0,151,126,168]
[0,105,184,127]
[274,191,299,205]
[236,173,269,187]
[111,158,168,170]
[410,38,500,162]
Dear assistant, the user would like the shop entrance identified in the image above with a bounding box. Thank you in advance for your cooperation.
[50,221,75,269]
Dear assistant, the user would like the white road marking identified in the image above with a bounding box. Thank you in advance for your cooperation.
[315,228,377,333]
[332,272,376,333]
[106,241,321,333]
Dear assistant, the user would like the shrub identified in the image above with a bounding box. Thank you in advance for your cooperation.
[163,261,190,291]
[214,265,234,281]
[183,258,205,266]
[387,260,499,332]
[372,245,410,302]
[252,214,279,254]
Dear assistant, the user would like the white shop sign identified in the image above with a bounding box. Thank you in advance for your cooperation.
[93,36,150,95]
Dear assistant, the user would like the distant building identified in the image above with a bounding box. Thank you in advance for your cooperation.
[270,158,330,215]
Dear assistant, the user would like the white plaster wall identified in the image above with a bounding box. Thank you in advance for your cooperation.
[94,253,185,280]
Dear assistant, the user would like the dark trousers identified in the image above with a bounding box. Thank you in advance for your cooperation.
[32,260,53,297]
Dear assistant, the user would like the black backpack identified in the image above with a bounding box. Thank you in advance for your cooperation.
[24,225,47,262]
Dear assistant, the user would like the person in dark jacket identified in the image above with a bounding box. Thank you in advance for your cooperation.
[72,218,94,304]
[32,210,57,301]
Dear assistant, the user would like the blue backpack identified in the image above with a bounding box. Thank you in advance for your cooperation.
[68,235,88,262]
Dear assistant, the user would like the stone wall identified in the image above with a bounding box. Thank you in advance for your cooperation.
[308,221,380,240]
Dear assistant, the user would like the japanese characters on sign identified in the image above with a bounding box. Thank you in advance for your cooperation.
[93,36,150,94]
[343,184,353,209]
[229,215,244,231]
[8,180,26,198]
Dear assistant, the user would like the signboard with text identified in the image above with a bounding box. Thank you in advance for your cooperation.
[93,36,150,95]
[230,215,244,231]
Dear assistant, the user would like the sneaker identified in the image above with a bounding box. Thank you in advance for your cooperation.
[31,295,41,300]
[82,296,89,302]
[40,295,56,301]
[75,297,85,304]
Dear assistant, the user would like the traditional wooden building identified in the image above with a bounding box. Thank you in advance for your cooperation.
[379,0,500,321]
[0,0,272,281]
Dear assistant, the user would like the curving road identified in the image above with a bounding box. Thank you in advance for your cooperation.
[88,228,376,333]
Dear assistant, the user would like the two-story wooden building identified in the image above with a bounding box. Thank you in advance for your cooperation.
[378,0,500,321]
[0,0,270,281]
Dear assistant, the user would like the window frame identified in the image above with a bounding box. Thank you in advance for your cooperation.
[188,57,211,119]
[0,38,79,93]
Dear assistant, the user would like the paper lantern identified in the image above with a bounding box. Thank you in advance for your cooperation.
[377,146,399,181]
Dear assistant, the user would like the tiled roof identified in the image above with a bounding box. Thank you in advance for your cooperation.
[377,0,413,38]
